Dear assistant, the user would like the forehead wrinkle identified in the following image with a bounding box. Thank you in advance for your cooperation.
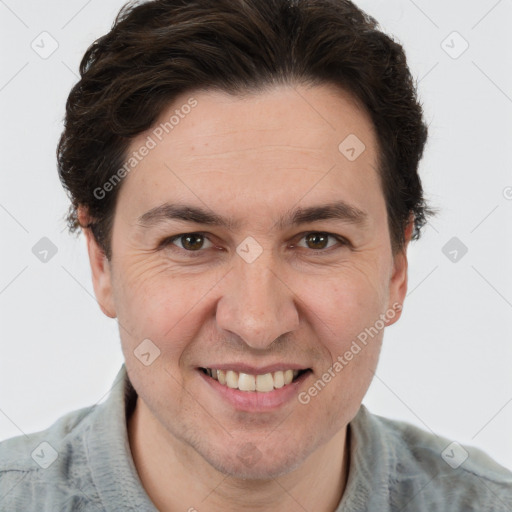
[178,144,327,163]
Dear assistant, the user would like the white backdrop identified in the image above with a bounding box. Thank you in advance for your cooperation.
[1,0,511,472]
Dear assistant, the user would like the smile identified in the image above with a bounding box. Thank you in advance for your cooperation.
[200,368,309,393]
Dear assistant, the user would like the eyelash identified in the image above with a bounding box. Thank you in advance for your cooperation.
[159,232,350,256]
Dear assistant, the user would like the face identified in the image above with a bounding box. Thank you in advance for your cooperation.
[85,83,409,479]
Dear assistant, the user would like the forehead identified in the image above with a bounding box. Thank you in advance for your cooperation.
[115,84,382,226]
[153,84,376,161]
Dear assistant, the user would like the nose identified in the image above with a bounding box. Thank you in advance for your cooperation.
[215,253,300,350]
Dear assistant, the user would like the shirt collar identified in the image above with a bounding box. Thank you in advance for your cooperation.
[86,364,158,511]
[336,405,391,511]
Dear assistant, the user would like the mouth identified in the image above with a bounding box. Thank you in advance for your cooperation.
[199,367,311,393]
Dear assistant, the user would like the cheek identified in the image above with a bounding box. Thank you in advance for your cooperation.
[112,257,225,355]
[293,261,388,423]
[294,262,387,400]
[299,293,384,433]
[300,261,390,347]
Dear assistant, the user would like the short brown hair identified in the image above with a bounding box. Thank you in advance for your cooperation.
[57,0,432,260]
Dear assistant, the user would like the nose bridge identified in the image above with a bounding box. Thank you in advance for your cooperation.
[216,250,299,349]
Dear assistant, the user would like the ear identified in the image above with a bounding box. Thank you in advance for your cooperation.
[78,206,117,319]
[386,214,414,327]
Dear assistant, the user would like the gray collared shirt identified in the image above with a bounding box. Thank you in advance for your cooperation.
[1,365,511,511]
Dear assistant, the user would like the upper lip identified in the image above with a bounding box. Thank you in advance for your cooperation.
[198,363,310,374]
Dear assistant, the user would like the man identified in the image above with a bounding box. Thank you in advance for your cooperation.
[1,0,511,510]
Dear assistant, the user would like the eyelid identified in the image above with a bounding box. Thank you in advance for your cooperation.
[163,232,214,251]
[294,232,347,250]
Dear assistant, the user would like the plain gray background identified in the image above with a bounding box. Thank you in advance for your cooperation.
[1,0,511,470]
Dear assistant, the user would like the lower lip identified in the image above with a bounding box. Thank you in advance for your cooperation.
[198,370,311,412]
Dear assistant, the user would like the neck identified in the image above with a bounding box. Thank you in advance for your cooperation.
[128,398,350,512]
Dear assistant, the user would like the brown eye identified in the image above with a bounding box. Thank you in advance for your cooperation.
[295,232,345,251]
[305,232,330,250]
[169,233,213,251]
[181,234,204,250]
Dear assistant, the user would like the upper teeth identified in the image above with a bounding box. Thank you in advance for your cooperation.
[205,369,300,392]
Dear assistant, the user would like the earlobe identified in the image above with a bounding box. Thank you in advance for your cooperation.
[79,207,117,319]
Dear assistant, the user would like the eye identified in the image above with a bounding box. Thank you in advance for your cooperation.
[296,232,346,251]
[160,231,348,256]
[164,233,214,251]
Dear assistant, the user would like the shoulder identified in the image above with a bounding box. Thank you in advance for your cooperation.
[0,404,103,510]
[361,408,512,510]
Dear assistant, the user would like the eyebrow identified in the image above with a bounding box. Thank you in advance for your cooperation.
[136,201,368,231]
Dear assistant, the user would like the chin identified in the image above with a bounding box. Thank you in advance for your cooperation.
[210,456,305,481]
[198,438,313,481]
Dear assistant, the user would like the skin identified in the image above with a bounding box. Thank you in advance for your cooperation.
[80,83,413,512]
